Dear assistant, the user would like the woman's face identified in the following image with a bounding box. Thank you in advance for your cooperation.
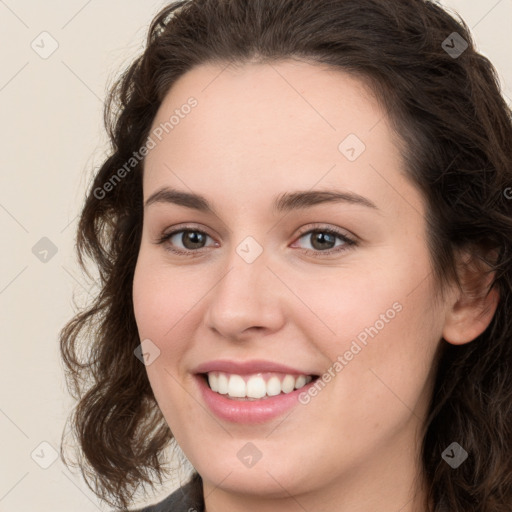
[133,60,453,507]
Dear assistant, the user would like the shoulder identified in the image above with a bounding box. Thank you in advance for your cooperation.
[130,473,204,512]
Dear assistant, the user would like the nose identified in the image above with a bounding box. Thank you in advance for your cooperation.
[203,246,286,341]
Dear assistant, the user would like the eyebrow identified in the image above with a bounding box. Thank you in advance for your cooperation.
[144,186,378,214]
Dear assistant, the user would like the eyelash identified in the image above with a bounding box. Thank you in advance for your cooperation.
[154,223,357,258]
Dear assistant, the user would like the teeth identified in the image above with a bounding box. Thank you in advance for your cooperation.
[206,372,313,399]
[217,373,228,394]
[246,375,267,399]
[281,374,295,393]
[209,373,219,392]
[228,375,246,397]
[294,375,306,389]
[266,376,281,397]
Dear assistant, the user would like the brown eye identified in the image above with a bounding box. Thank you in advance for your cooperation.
[156,228,216,254]
[305,231,337,251]
[174,230,208,250]
[294,227,355,255]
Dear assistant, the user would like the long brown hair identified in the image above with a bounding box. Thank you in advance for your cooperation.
[60,0,512,509]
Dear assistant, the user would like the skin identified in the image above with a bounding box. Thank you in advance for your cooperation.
[132,60,498,512]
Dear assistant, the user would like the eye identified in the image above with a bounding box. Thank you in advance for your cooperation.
[155,226,216,255]
[155,224,357,257]
[292,225,356,256]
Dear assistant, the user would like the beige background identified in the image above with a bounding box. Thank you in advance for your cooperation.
[0,1,511,510]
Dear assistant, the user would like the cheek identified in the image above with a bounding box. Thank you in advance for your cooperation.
[132,257,195,423]
[132,253,202,343]
[298,248,442,407]
[331,282,441,428]
[290,260,427,355]
[132,258,190,405]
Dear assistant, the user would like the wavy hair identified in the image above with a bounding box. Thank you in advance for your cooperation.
[59,0,512,509]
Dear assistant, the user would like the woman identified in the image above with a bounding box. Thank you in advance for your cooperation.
[59,0,512,511]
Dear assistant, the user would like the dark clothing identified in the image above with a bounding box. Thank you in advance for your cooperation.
[132,473,204,512]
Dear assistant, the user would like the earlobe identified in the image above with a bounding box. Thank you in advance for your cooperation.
[442,250,500,346]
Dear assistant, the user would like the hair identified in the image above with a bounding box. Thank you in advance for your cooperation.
[59,0,512,510]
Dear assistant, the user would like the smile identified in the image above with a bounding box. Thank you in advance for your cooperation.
[205,372,314,400]
[193,359,320,423]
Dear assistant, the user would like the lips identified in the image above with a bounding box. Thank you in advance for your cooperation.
[193,359,317,376]
[192,359,319,423]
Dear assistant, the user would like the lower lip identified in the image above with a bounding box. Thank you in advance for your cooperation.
[195,375,316,424]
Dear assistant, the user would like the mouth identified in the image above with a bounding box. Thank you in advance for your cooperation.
[199,371,319,400]
[192,359,321,423]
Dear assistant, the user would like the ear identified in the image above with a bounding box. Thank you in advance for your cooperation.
[442,248,500,345]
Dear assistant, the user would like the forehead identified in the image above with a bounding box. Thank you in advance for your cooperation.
[148,60,388,152]
[142,60,411,212]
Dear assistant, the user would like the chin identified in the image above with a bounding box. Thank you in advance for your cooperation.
[190,445,316,498]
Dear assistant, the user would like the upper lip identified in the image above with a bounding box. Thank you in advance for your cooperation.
[193,359,318,376]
